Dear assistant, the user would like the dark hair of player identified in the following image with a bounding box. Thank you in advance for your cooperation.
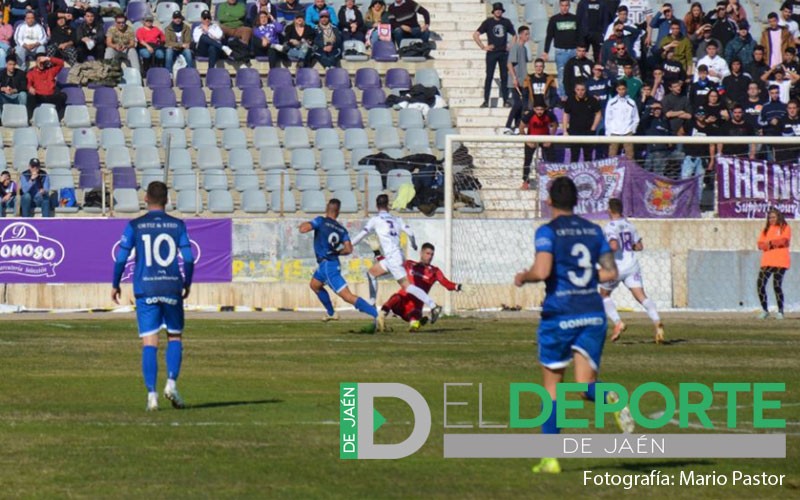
[376,194,389,209]
[146,181,169,207]
[421,242,435,252]
[549,177,578,210]
[327,198,341,216]
[763,207,788,235]
[608,198,623,215]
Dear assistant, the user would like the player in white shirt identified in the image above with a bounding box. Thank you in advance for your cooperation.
[599,198,665,344]
[351,194,442,332]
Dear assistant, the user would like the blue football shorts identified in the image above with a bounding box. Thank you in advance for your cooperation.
[537,313,607,372]
[136,296,184,337]
[312,260,348,293]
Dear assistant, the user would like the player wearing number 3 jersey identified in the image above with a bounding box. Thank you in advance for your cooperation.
[515,177,634,475]
[112,182,195,411]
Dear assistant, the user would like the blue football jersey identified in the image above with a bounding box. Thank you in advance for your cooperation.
[311,216,350,263]
[534,215,611,317]
[113,210,195,298]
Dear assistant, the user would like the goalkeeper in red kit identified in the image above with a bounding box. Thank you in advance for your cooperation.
[377,242,467,331]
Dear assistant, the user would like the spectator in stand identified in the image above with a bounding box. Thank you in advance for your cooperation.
[524,58,558,109]
[9,0,37,25]
[658,21,692,78]
[576,0,611,62]
[606,39,638,79]
[721,104,756,158]
[306,0,338,29]
[601,22,639,66]
[563,44,593,100]
[685,2,706,41]
[165,11,194,74]
[65,0,99,21]
[563,82,602,161]
[748,45,771,82]
[284,15,315,66]
[544,0,578,99]
[364,0,388,47]
[641,103,679,174]
[762,13,795,68]
[474,2,516,109]
[724,58,752,106]
[681,107,714,190]
[603,6,643,58]
[694,23,722,60]
[619,62,642,99]
[761,66,799,103]
[520,99,558,190]
[277,0,307,22]
[253,10,285,67]
[27,54,66,120]
[338,0,366,42]
[0,59,28,118]
[247,0,275,26]
[689,64,720,107]
[788,0,800,25]
[505,26,531,133]
[0,171,17,217]
[705,1,737,47]
[20,159,52,218]
[727,0,748,23]
[136,15,165,70]
[313,10,342,68]
[780,3,800,44]
[387,0,430,47]
[663,79,692,137]
[105,14,140,73]
[743,81,765,127]
[638,81,657,114]
[695,41,729,83]
[775,99,800,162]
[650,4,686,49]
[586,63,614,109]
[725,21,756,67]
[0,19,13,68]
[192,10,233,70]
[605,79,639,159]
[759,85,787,161]
[219,0,254,45]
[46,10,78,65]
[661,48,687,85]
[14,12,47,70]
[75,10,105,62]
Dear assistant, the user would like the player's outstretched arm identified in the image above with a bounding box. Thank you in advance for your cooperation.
[514,251,553,286]
[598,252,619,283]
[298,221,314,233]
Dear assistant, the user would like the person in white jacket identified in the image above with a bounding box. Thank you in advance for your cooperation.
[604,79,640,159]
[14,12,47,70]
[191,10,233,69]
[694,41,729,83]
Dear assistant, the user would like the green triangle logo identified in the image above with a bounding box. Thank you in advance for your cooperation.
[374,408,387,432]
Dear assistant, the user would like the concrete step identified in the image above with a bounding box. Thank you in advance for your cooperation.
[431,49,486,59]
[427,2,485,13]
[440,77,489,87]
[434,39,479,50]
[457,115,509,128]
[457,107,514,117]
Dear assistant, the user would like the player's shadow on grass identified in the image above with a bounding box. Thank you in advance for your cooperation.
[614,338,687,346]
[185,399,283,410]
[589,459,714,472]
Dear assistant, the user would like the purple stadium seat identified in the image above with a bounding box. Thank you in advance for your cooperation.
[113,167,138,189]
[176,67,202,89]
[79,168,103,190]
[246,108,272,128]
[355,68,381,90]
[267,67,293,89]
[93,87,119,108]
[95,107,122,129]
[211,88,237,108]
[295,67,322,89]
[362,87,387,109]
[126,1,149,22]
[56,67,75,88]
[63,87,86,105]
[152,88,177,109]
[205,68,232,90]
[74,148,101,171]
[146,67,172,89]
[337,108,364,129]
[103,20,114,33]
[241,87,267,109]
[236,67,262,89]
[306,108,333,130]
[272,86,300,108]
[371,41,399,62]
[277,108,303,129]
[181,87,207,108]
[331,88,357,109]
[325,67,351,89]
[385,68,411,89]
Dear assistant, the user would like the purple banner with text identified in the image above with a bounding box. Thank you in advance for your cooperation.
[538,157,627,219]
[0,219,232,283]
[622,163,701,218]
[716,156,800,218]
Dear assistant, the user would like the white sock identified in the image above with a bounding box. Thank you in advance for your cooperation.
[406,284,436,308]
[367,272,378,305]
[603,297,621,324]
[642,298,660,323]
[165,379,176,392]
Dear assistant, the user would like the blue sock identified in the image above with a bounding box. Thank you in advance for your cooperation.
[542,399,559,434]
[142,346,158,393]
[316,289,335,316]
[584,381,607,403]
[166,340,183,381]
[355,297,378,318]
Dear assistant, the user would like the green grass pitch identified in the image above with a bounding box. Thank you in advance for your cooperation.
[0,315,797,498]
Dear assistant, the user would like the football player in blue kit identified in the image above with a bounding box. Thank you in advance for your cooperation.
[112,181,195,411]
[515,177,634,474]
[299,198,379,324]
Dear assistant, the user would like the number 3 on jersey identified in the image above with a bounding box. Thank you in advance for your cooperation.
[567,243,592,287]
[141,234,177,267]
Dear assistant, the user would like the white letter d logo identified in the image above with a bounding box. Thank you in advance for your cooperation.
[358,383,431,459]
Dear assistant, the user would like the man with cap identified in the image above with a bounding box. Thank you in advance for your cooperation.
[27,54,66,121]
[75,10,105,62]
[473,2,516,108]
[219,0,253,45]
[165,10,194,73]
[20,159,53,218]
[313,8,343,68]
[725,20,756,67]
[105,14,141,73]
[192,10,233,69]
[136,14,166,70]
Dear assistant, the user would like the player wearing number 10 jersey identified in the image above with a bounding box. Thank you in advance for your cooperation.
[112,182,195,411]
[515,177,634,475]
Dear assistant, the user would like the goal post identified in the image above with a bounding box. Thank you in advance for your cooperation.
[442,134,800,316]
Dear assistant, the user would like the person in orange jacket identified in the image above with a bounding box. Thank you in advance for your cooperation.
[757,207,792,319]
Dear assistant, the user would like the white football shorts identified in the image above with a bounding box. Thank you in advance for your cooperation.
[599,263,644,292]
[380,253,407,281]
